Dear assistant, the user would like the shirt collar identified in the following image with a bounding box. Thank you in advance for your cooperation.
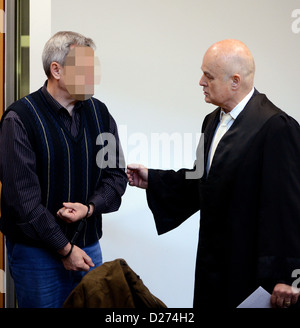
[41,80,84,114]
[222,87,255,120]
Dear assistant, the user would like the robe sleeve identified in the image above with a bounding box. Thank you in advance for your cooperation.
[256,113,300,288]
[146,168,201,235]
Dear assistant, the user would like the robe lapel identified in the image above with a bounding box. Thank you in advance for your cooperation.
[206,91,280,179]
[202,108,221,174]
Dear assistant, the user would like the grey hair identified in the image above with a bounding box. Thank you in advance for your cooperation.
[42,31,96,77]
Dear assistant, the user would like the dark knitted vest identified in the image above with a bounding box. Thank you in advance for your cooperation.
[1,89,110,248]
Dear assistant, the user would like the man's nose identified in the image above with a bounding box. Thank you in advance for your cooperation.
[199,75,207,87]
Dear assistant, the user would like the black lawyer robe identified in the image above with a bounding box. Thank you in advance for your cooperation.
[146,90,300,307]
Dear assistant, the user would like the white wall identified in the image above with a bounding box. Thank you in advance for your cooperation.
[30,0,300,308]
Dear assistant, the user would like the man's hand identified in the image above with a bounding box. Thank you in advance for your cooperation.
[57,202,94,223]
[127,164,149,189]
[271,283,300,308]
[58,243,95,272]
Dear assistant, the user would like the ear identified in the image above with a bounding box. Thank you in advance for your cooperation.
[49,62,62,81]
[231,74,241,90]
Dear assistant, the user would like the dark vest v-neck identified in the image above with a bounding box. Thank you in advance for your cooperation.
[2,89,110,247]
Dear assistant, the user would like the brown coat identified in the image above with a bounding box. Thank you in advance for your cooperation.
[63,259,167,308]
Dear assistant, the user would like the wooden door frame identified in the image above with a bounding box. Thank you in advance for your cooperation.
[0,0,30,308]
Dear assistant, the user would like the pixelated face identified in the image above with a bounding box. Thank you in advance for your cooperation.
[63,46,101,101]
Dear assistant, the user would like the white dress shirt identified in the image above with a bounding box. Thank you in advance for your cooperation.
[207,88,255,173]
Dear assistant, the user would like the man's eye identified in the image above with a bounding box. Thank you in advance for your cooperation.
[205,74,213,80]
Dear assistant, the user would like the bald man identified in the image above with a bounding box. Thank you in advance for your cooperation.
[127,39,300,308]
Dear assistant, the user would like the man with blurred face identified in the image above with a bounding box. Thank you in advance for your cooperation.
[0,31,127,308]
[127,39,300,308]
[63,46,99,101]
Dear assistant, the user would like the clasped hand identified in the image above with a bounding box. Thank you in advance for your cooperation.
[271,283,300,308]
[57,202,90,223]
[56,202,95,272]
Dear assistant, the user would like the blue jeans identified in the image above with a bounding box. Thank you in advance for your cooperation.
[6,239,103,308]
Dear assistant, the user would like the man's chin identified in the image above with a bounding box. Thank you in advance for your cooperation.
[70,93,94,101]
[204,96,212,104]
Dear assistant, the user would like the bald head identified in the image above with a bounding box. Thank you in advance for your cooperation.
[206,39,255,88]
[200,39,255,111]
